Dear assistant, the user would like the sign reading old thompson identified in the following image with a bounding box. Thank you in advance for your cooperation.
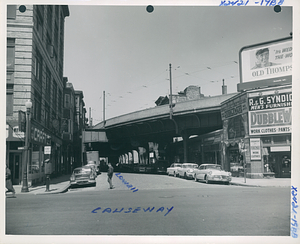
[248,89,292,135]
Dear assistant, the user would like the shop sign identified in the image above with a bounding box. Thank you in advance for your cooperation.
[13,126,25,138]
[249,107,292,135]
[44,146,51,154]
[31,126,51,144]
[250,138,261,160]
[239,37,292,91]
[221,94,247,120]
[248,91,292,111]
[270,146,290,152]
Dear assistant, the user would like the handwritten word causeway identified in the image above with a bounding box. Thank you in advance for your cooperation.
[115,173,138,192]
[291,186,298,238]
[219,0,284,6]
[91,206,174,217]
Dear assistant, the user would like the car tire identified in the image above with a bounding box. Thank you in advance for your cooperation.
[205,175,210,184]
[194,174,197,182]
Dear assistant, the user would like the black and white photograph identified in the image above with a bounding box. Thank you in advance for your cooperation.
[2,0,300,243]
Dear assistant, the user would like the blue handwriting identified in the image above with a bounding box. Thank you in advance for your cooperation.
[291,186,298,238]
[91,206,174,216]
[115,173,138,192]
[219,0,284,6]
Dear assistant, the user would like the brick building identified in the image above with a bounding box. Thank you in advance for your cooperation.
[6,5,69,185]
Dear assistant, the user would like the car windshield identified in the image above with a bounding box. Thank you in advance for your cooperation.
[206,165,221,170]
[74,167,91,174]
[183,164,197,168]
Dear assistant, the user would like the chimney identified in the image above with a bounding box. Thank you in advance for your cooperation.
[222,79,227,95]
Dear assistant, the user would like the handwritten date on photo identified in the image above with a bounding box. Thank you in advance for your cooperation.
[291,186,298,238]
[220,0,284,6]
[91,206,174,217]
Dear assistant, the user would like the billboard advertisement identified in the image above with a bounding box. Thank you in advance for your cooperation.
[238,37,292,91]
[248,88,292,136]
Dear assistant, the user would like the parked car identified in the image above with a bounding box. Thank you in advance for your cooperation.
[177,163,198,179]
[167,163,182,177]
[193,164,232,184]
[70,166,97,187]
[86,161,99,175]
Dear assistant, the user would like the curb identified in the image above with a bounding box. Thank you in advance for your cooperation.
[230,182,260,187]
[35,183,70,195]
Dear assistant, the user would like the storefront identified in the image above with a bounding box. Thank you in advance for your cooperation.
[6,120,25,185]
[221,92,248,175]
[220,85,292,178]
[248,86,292,178]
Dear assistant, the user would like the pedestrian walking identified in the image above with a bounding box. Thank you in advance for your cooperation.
[107,162,114,189]
[44,159,52,192]
[6,165,16,198]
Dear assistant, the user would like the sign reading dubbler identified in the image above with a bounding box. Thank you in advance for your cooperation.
[248,88,292,136]
[238,37,292,91]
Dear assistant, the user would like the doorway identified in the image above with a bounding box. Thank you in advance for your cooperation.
[269,152,291,178]
[9,153,22,185]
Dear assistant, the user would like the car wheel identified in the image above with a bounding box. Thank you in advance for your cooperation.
[205,175,210,184]
[194,174,198,182]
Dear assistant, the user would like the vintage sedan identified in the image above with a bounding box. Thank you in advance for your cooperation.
[167,163,182,177]
[193,164,232,184]
[70,166,97,187]
[177,163,199,179]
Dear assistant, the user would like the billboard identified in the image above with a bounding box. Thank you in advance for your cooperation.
[238,37,292,91]
[248,87,292,136]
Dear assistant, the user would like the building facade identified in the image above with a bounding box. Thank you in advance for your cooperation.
[6,5,69,185]
[73,90,88,168]
[62,78,76,174]
[220,85,292,178]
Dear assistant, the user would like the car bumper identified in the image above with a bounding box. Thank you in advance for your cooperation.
[186,172,194,178]
[208,176,232,182]
[70,179,96,186]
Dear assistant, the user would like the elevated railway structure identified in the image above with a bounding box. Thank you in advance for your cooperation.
[83,92,238,170]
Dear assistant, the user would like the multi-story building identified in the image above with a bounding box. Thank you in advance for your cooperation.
[62,78,75,174]
[73,90,88,168]
[6,5,69,186]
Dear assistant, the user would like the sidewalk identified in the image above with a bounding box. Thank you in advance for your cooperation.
[13,174,71,195]
[230,176,291,187]
[11,174,291,196]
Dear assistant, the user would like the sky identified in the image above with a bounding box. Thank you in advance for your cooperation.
[63,4,292,124]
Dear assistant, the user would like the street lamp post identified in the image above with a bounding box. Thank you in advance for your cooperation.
[21,100,32,192]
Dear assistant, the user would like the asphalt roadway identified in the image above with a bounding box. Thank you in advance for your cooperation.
[6,173,291,240]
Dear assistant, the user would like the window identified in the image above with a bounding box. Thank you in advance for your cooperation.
[273,136,287,144]
[33,90,42,122]
[47,5,53,39]
[7,38,15,71]
[45,67,51,102]
[7,5,16,19]
[64,94,70,108]
[262,137,272,144]
[34,50,43,84]
[58,89,62,116]
[53,80,57,111]
[45,103,50,129]
[36,5,44,39]
[6,84,14,116]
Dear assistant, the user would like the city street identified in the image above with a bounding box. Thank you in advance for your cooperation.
[6,173,290,236]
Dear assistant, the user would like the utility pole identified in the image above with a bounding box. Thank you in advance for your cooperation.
[169,63,173,120]
[89,107,92,127]
[103,91,106,126]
